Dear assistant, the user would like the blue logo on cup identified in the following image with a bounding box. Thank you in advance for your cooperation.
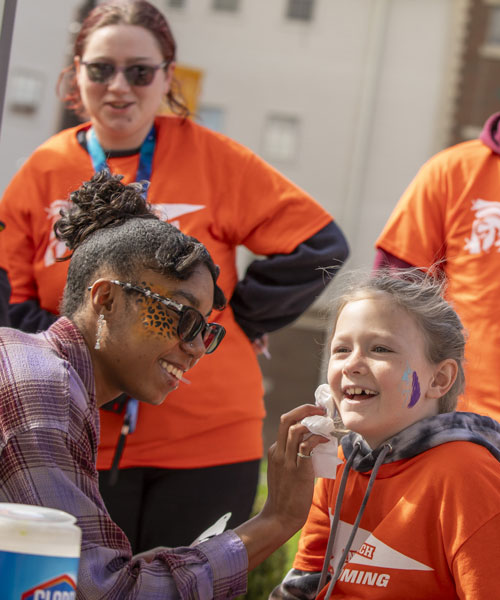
[21,574,76,599]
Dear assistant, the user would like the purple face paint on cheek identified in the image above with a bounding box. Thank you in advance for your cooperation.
[407,371,421,408]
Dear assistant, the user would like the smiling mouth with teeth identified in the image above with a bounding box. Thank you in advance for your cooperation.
[344,386,378,400]
[159,359,190,384]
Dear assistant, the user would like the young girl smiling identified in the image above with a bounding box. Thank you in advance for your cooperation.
[271,271,500,599]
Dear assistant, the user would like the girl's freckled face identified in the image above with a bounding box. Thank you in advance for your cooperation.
[327,294,441,448]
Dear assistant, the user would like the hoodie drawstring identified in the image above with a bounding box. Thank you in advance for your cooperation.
[319,442,392,600]
[315,441,361,595]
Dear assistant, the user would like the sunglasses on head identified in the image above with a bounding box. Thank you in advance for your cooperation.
[108,280,225,354]
[81,61,167,86]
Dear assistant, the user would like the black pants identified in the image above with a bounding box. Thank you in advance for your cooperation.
[98,460,260,553]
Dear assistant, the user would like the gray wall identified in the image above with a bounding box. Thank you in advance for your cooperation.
[0,0,81,188]
[160,0,461,279]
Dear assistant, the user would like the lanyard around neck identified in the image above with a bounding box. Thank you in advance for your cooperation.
[86,125,156,198]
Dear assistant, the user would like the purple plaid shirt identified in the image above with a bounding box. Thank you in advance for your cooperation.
[0,317,248,599]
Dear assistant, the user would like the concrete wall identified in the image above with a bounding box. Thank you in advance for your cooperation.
[159,0,460,280]
[0,0,81,190]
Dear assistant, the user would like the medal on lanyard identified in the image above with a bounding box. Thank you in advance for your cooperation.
[86,126,156,456]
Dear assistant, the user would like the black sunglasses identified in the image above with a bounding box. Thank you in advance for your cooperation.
[81,61,167,86]
[108,280,225,354]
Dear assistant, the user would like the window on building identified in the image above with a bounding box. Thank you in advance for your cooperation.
[262,115,300,163]
[480,6,500,58]
[213,0,240,12]
[486,6,500,43]
[197,105,225,134]
[166,0,186,7]
[449,0,500,144]
[8,70,44,114]
[286,0,315,22]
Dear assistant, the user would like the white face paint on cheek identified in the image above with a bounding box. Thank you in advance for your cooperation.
[400,365,421,408]
[400,365,412,405]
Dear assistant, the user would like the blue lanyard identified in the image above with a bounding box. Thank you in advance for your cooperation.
[86,126,157,435]
[86,125,156,198]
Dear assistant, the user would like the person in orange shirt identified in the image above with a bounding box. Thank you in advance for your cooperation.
[271,271,500,599]
[0,0,348,551]
[374,112,500,424]
[0,170,330,599]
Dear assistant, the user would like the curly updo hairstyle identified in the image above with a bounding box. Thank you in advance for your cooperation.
[54,170,226,317]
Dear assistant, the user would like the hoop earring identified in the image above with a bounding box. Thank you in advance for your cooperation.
[94,313,105,350]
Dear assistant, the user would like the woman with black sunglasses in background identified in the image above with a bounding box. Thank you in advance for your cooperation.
[0,0,348,551]
[0,170,328,599]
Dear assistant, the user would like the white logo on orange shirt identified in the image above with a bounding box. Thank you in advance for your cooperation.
[328,520,432,573]
[152,203,205,227]
[43,200,206,266]
[339,568,390,587]
[326,517,372,573]
[465,199,500,254]
[357,542,376,559]
[350,532,432,571]
[44,200,72,266]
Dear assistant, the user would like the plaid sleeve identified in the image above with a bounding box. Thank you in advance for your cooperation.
[0,428,248,599]
[0,322,248,598]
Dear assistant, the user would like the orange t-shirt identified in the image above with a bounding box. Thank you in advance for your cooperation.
[295,442,500,598]
[376,140,500,421]
[0,116,333,469]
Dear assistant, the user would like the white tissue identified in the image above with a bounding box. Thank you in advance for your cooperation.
[301,384,342,479]
[192,512,231,544]
[314,383,336,418]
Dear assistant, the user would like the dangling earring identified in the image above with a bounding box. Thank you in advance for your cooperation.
[95,313,105,350]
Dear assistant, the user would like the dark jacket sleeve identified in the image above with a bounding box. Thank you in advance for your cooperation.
[0,269,10,327]
[9,299,58,333]
[230,221,349,340]
[269,568,322,600]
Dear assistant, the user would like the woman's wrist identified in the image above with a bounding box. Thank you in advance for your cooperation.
[234,510,298,571]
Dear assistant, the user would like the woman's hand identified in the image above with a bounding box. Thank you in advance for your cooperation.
[235,404,329,571]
